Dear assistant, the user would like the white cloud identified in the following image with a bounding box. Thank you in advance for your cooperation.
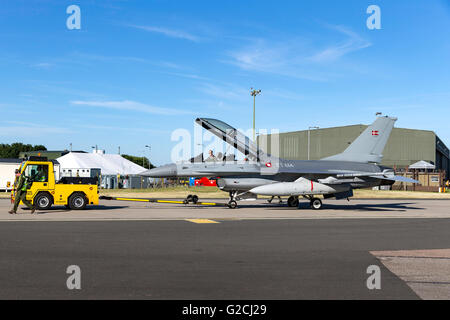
[32,62,53,69]
[308,25,372,62]
[69,52,183,69]
[70,100,193,116]
[162,71,210,81]
[0,121,73,136]
[225,39,328,81]
[224,25,371,80]
[78,124,170,135]
[198,83,249,101]
[227,39,290,72]
[130,25,200,42]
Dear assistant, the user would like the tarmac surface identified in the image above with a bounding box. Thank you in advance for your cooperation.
[1,198,450,221]
[1,198,450,299]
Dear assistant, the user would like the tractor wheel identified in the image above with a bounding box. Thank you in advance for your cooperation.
[68,193,87,210]
[34,193,52,210]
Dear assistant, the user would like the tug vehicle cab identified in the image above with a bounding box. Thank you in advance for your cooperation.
[12,156,99,210]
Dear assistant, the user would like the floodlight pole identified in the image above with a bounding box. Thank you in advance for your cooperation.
[145,145,151,168]
[250,88,261,142]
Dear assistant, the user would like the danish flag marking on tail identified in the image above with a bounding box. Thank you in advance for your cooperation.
[372,130,379,136]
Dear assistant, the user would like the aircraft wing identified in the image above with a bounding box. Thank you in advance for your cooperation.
[318,170,419,184]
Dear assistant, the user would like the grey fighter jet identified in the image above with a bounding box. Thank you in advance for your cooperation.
[142,116,418,209]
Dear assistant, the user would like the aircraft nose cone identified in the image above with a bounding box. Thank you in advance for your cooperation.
[141,163,177,177]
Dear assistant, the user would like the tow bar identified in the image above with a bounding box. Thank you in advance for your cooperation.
[99,194,230,207]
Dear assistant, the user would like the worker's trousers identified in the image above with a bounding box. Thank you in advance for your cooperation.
[13,190,34,212]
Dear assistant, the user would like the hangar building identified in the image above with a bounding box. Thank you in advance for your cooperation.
[259,124,449,179]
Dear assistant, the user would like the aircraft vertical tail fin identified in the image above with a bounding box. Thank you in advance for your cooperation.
[322,116,397,163]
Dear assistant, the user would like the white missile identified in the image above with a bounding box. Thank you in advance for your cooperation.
[249,177,350,196]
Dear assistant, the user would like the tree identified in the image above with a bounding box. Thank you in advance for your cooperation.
[0,143,47,159]
[121,154,155,169]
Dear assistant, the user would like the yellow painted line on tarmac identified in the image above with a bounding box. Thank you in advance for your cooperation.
[185,219,220,224]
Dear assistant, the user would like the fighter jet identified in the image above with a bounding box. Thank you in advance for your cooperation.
[142,116,418,209]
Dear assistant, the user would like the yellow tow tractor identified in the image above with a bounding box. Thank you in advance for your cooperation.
[12,156,99,210]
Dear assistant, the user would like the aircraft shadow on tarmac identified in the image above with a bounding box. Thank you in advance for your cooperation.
[182,201,424,212]
[267,201,423,212]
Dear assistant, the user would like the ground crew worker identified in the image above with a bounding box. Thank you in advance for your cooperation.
[9,169,35,214]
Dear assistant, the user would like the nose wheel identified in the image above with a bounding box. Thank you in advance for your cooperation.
[227,191,239,209]
[227,200,237,209]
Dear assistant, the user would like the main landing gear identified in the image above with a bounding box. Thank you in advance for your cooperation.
[227,191,238,209]
[287,196,299,207]
[226,192,324,210]
[309,197,323,210]
[287,196,323,210]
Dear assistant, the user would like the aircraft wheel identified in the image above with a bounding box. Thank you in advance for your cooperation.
[287,196,299,207]
[192,195,199,204]
[310,198,323,210]
[228,200,237,209]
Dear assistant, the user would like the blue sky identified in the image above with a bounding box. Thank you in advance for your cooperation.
[1,0,449,165]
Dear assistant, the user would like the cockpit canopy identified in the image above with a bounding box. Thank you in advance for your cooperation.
[195,117,268,162]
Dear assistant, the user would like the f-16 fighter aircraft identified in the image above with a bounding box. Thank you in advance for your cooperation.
[142,116,418,209]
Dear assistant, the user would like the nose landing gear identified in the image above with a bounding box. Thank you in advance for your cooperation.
[227,191,238,209]
[227,200,238,209]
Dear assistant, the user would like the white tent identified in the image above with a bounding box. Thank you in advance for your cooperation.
[56,152,146,175]
[409,160,435,170]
